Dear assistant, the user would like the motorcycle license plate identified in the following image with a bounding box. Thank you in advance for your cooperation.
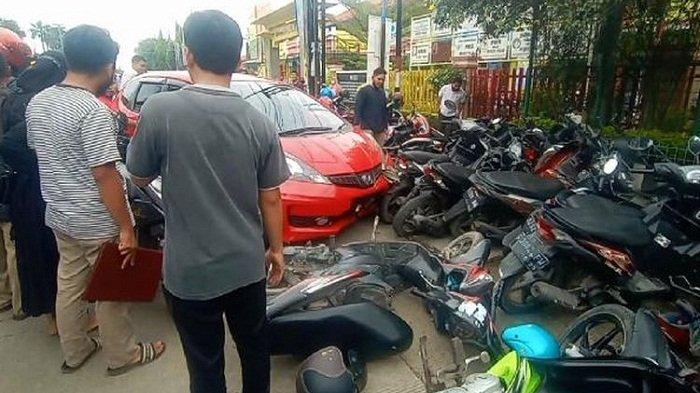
[464,188,486,213]
[510,218,550,271]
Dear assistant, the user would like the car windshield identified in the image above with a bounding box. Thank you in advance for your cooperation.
[232,82,346,134]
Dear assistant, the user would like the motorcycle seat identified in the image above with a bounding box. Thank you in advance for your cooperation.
[478,171,565,200]
[435,162,475,186]
[268,302,413,361]
[559,193,644,217]
[399,151,448,165]
[548,202,651,247]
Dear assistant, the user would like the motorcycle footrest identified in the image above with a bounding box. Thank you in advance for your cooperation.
[530,281,581,310]
[625,272,670,295]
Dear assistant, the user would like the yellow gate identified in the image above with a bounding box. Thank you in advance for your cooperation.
[389,67,441,115]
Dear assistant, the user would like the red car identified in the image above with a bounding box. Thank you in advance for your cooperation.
[118,71,388,243]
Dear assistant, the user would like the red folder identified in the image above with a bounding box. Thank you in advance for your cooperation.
[84,243,163,302]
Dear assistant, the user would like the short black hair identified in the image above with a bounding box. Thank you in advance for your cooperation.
[373,67,387,77]
[63,25,119,74]
[0,53,9,79]
[184,10,242,75]
[452,75,463,84]
[132,54,147,64]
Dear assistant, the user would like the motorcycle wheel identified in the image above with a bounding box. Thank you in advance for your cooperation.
[559,304,635,357]
[443,231,485,260]
[379,181,413,224]
[392,193,441,238]
[499,269,543,314]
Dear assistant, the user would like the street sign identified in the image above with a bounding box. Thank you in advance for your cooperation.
[452,31,480,59]
[411,16,431,42]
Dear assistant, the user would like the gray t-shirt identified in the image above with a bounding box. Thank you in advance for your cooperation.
[126,84,290,301]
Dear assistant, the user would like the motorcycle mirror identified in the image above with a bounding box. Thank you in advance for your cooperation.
[688,136,700,158]
[603,158,619,175]
[627,137,654,152]
[479,351,491,364]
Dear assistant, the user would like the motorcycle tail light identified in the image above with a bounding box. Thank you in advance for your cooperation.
[524,147,540,163]
[536,216,557,242]
[581,240,635,275]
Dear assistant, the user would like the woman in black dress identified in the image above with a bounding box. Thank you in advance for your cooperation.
[0,52,66,332]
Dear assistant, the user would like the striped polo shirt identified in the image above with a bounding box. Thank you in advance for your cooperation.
[26,84,132,240]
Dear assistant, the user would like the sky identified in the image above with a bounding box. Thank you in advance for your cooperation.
[3,0,265,71]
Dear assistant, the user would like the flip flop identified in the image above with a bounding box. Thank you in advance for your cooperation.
[61,337,101,374]
[106,341,165,377]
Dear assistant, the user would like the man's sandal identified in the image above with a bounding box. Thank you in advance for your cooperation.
[106,341,165,377]
[61,337,101,374]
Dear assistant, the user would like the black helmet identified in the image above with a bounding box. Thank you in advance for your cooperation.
[296,347,366,393]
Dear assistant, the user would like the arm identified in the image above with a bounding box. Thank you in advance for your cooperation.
[126,100,162,185]
[354,87,366,126]
[92,162,137,267]
[259,188,284,254]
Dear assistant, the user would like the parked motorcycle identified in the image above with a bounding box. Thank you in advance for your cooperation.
[497,138,700,314]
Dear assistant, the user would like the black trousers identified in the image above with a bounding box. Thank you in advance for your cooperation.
[164,279,270,393]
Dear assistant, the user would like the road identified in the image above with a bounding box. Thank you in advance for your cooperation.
[0,218,577,393]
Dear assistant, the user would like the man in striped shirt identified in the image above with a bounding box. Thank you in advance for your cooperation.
[26,25,164,375]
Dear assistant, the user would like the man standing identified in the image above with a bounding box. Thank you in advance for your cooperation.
[26,25,165,374]
[355,67,389,145]
[438,76,467,134]
[119,54,148,88]
[127,11,289,393]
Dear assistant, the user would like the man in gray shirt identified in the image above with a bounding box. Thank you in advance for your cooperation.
[127,10,289,393]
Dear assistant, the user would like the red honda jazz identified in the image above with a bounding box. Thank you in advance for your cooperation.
[117,71,388,243]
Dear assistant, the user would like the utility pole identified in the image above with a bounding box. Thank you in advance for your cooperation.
[380,0,387,70]
[320,0,326,85]
[523,0,540,117]
[395,0,403,90]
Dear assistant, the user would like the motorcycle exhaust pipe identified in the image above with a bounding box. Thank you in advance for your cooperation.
[530,281,581,310]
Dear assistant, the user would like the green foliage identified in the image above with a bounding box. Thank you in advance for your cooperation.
[335,0,431,44]
[0,18,25,37]
[335,52,366,71]
[602,127,690,148]
[136,32,183,71]
[427,65,462,90]
[30,21,65,51]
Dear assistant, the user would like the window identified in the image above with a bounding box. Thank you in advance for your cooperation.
[233,82,345,133]
[133,83,164,111]
[121,79,140,110]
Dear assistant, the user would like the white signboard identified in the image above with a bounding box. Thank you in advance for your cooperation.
[411,43,431,64]
[480,34,509,60]
[432,15,452,37]
[411,16,431,42]
[509,30,532,60]
[452,32,480,58]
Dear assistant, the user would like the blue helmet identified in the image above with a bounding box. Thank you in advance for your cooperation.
[502,324,559,359]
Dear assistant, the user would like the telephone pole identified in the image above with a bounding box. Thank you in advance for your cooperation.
[380,0,387,69]
[395,0,403,89]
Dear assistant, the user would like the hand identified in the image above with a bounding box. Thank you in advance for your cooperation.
[265,249,285,287]
[119,227,138,269]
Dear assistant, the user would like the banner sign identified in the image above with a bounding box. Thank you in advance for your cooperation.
[411,43,431,64]
[509,30,531,60]
[452,31,480,59]
[480,34,509,60]
[410,16,431,42]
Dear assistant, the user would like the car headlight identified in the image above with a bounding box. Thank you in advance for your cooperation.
[285,154,331,184]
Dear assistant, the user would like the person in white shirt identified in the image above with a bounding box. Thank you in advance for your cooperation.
[119,55,148,88]
[438,76,467,134]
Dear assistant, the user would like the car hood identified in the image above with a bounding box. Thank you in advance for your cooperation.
[280,128,382,175]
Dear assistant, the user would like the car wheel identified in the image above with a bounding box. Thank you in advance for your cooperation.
[392,192,440,238]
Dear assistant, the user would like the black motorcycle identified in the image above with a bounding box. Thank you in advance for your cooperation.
[498,140,700,314]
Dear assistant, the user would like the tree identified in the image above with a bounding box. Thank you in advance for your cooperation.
[136,31,183,71]
[30,21,66,51]
[335,0,431,44]
[0,18,25,37]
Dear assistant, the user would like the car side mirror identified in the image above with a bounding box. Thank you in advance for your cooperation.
[688,136,700,158]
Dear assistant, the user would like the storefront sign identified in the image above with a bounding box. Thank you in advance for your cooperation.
[411,16,431,42]
[480,34,509,60]
[287,37,300,57]
[411,43,431,64]
[509,30,531,60]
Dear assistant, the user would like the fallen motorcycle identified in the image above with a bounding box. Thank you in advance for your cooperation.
[421,304,699,393]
